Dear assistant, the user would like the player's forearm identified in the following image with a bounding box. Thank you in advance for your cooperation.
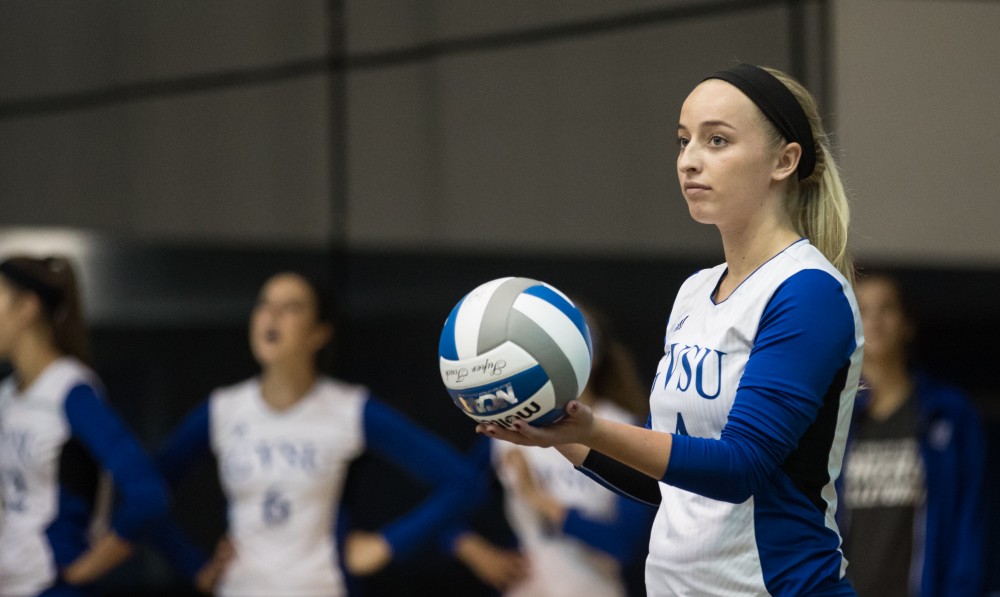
[62,532,134,585]
[553,443,589,466]
[588,419,672,480]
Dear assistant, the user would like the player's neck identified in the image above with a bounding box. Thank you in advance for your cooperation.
[259,363,319,410]
[862,357,913,421]
[717,221,800,301]
[11,335,62,392]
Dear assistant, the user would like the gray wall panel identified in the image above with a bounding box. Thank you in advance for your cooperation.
[0,0,327,100]
[834,0,1000,266]
[347,0,714,54]
[346,5,792,255]
[2,76,332,244]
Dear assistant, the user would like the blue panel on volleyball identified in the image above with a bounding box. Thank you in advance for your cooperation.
[448,364,549,416]
[522,284,592,356]
[438,296,465,361]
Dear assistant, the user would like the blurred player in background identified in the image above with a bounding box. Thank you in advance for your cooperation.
[447,305,655,596]
[480,63,864,596]
[0,255,168,597]
[840,273,985,596]
[152,271,482,597]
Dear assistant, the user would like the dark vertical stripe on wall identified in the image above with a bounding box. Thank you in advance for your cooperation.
[817,0,833,128]
[327,0,350,294]
[785,1,834,130]
[787,0,806,82]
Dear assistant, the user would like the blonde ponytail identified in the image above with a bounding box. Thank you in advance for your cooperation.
[763,68,855,286]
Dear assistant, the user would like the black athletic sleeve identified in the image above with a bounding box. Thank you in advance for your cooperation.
[577,450,661,506]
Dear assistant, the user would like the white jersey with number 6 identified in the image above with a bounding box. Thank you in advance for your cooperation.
[209,377,366,597]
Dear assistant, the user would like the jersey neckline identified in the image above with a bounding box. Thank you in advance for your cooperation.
[710,238,808,306]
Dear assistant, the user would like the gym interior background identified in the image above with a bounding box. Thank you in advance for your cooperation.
[2,1,999,595]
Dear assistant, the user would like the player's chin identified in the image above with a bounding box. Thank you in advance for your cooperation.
[251,345,292,369]
[685,205,718,226]
[250,346,274,365]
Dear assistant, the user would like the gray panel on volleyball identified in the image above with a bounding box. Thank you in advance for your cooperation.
[476,277,539,352]
[507,310,579,408]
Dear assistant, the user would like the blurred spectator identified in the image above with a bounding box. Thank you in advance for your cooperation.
[0,255,168,596]
[841,273,986,596]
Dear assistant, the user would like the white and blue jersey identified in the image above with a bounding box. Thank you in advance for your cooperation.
[646,240,863,596]
[154,376,481,597]
[0,357,168,597]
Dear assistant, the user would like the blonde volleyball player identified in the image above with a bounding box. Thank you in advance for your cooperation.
[153,272,482,597]
[448,306,655,596]
[0,256,169,597]
[482,63,864,596]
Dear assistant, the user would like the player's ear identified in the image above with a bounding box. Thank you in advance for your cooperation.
[772,141,802,182]
[11,290,44,327]
[311,321,333,351]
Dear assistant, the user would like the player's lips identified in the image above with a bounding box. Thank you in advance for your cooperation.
[683,181,711,193]
[264,329,280,343]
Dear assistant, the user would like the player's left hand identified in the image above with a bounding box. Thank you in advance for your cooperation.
[477,399,595,448]
[344,531,393,576]
[61,532,134,586]
[195,536,234,594]
[453,532,528,591]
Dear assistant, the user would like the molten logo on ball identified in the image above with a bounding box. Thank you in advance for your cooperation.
[455,384,518,414]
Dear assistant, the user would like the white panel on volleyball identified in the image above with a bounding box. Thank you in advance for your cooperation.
[439,341,538,390]
[512,294,591,391]
[452,277,514,360]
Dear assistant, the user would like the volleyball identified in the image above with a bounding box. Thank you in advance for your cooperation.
[439,277,592,428]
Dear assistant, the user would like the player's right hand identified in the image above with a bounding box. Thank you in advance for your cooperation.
[477,400,595,449]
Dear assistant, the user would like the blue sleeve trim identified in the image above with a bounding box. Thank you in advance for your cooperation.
[46,489,93,566]
[663,270,857,502]
[64,384,170,540]
[362,398,485,559]
[155,400,212,487]
[434,437,501,555]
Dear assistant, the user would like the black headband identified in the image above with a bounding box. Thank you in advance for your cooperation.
[705,63,816,180]
[0,260,65,313]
